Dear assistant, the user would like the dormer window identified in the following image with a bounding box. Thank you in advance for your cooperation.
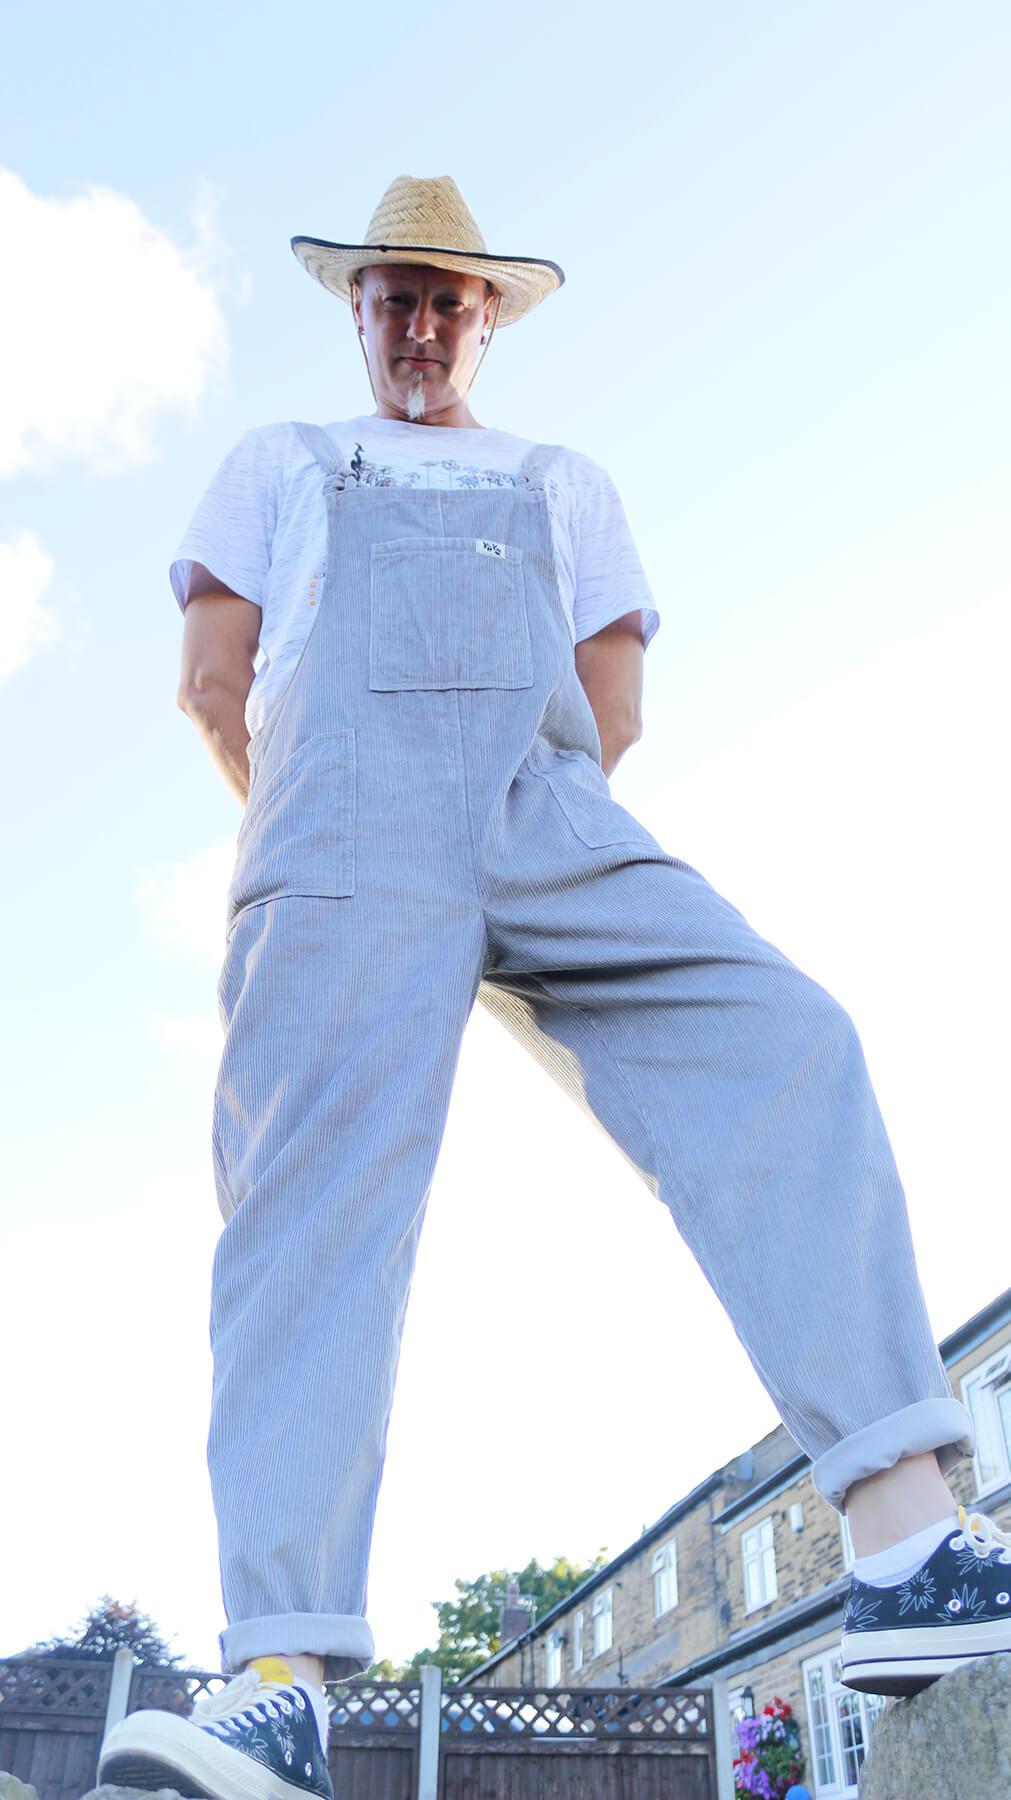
[591,1587,613,1657]
[651,1539,678,1616]
[961,1346,1011,1495]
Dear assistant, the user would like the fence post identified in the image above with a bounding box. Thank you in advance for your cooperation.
[416,1664,442,1800]
[102,1649,137,1743]
[708,1678,735,1800]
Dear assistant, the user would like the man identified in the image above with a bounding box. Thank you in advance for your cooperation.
[100,176,1010,1800]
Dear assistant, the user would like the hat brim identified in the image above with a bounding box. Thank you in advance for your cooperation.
[291,237,564,327]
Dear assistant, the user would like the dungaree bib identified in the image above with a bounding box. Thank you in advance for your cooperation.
[226,425,667,932]
[208,423,969,1675]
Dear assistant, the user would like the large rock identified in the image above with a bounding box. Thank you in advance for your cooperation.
[858,1654,1011,1800]
[79,1790,185,1800]
[1,1777,40,1800]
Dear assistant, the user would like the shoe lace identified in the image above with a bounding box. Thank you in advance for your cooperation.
[194,1670,296,1725]
[955,1505,1011,1561]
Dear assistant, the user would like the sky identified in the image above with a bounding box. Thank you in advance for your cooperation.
[1,0,1008,1676]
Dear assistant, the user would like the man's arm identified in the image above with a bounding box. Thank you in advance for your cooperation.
[574,611,644,776]
[177,568,262,805]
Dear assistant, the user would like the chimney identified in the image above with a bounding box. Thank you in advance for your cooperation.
[498,1578,532,1645]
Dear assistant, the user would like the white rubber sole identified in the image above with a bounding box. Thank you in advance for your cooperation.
[841,1617,1011,1696]
[99,1711,324,1800]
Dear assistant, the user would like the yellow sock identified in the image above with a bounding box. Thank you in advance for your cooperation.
[249,1657,295,1686]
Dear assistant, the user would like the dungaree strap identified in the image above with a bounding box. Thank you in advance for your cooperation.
[293,422,353,484]
[516,442,564,491]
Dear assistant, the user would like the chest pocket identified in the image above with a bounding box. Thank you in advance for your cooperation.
[369,537,533,691]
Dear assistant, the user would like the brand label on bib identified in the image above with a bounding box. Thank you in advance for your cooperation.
[476,539,506,558]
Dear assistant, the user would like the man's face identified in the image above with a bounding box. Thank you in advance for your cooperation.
[352,263,496,423]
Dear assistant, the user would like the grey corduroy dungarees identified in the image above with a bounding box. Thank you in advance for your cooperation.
[209,423,972,1672]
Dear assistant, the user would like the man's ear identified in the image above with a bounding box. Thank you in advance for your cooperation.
[351,280,363,333]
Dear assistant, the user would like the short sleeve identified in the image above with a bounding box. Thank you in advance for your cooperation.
[169,427,280,612]
[567,461,660,649]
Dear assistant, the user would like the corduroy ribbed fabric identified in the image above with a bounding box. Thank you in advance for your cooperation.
[208,424,972,1673]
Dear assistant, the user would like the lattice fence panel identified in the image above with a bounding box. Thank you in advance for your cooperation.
[327,1680,422,1733]
[440,1687,711,1740]
[0,1660,111,1721]
[129,1668,228,1717]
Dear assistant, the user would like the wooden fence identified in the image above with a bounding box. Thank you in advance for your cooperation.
[1,1658,716,1800]
[0,1658,113,1800]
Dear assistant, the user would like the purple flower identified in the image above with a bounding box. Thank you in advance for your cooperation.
[735,1718,763,1753]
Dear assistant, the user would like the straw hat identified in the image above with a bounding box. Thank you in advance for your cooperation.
[291,175,564,327]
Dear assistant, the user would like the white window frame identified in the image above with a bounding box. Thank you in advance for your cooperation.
[544,1628,562,1686]
[727,1686,752,1728]
[961,1344,1011,1497]
[651,1538,679,1617]
[741,1514,778,1612]
[591,1587,613,1657]
[571,1609,583,1673]
[802,1646,887,1797]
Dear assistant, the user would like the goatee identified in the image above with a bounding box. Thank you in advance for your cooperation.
[406,371,426,421]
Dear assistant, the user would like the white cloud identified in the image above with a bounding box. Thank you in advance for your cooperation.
[0,529,58,680]
[0,169,228,476]
[137,841,233,962]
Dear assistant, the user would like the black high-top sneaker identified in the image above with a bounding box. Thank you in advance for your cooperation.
[98,1658,334,1800]
[841,1505,1011,1696]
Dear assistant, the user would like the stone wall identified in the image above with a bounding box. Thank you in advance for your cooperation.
[858,1653,1011,1800]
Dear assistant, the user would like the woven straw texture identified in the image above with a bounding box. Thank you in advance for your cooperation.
[291,175,563,326]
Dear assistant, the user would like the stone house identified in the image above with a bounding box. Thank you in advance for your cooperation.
[462,1285,1011,1800]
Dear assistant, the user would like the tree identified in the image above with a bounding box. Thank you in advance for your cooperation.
[361,1658,398,1681]
[395,1551,609,1684]
[31,1595,183,1666]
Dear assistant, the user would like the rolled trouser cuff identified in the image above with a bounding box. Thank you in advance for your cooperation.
[812,1398,975,1511]
[220,1611,375,1677]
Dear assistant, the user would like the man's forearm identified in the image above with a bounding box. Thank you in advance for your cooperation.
[592,700,643,777]
[574,613,644,776]
[179,683,252,806]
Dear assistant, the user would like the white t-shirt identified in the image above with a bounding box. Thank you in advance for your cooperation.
[171,415,659,736]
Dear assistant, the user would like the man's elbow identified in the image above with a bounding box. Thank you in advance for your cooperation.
[177,667,246,722]
[600,705,643,776]
[614,701,643,757]
[177,674,211,720]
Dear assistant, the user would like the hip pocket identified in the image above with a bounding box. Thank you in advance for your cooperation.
[537,751,676,857]
[369,537,533,691]
[228,731,356,923]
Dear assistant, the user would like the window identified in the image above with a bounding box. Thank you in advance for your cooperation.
[802,1648,886,1796]
[545,1629,562,1686]
[961,1345,1011,1495]
[727,1687,753,1729]
[571,1609,583,1673]
[591,1587,613,1657]
[741,1516,778,1611]
[651,1539,678,1616]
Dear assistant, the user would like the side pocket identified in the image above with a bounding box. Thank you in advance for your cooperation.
[228,730,356,923]
[537,752,676,857]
